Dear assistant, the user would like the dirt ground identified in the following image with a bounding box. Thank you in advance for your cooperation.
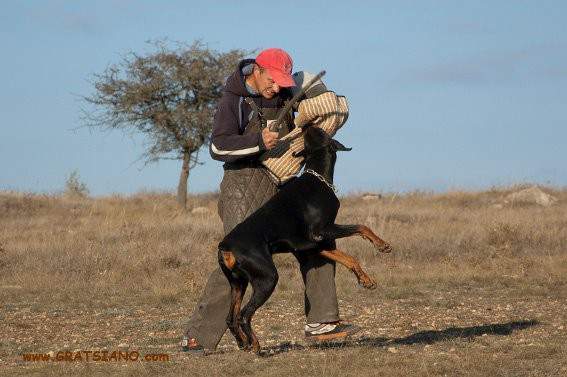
[1,187,566,376]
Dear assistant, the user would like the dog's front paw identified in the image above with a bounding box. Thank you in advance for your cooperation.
[378,243,392,253]
[365,234,392,253]
[359,275,377,290]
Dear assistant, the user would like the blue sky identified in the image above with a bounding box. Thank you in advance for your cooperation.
[1,1,566,196]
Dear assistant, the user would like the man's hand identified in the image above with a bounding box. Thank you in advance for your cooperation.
[262,128,279,150]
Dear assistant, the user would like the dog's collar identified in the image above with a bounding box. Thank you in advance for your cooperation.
[303,169,337,193]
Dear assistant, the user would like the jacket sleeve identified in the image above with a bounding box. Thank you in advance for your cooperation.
[209,95,266,163]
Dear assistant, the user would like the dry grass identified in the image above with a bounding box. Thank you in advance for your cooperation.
[1,186,566,376]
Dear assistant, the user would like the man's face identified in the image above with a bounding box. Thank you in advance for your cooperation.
[253,66,281,99]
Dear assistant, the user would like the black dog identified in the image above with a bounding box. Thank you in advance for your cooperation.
[218,127,392,354]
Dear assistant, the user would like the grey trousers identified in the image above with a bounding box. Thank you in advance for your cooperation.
[184,167,339,350]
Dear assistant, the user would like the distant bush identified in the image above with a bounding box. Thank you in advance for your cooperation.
[64,170,89,198]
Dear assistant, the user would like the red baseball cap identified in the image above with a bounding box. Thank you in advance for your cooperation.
[255,48,295,87]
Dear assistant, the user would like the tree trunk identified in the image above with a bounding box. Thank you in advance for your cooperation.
[177,150,191,209]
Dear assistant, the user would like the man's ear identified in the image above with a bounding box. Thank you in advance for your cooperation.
[252,64,263,77]
[330,139,352,152]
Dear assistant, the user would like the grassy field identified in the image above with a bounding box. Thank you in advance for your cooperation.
[1,186,566,376]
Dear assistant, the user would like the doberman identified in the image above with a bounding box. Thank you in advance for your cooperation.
[218,126,392,354]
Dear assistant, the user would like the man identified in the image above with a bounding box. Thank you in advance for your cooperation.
[182,48,358,353]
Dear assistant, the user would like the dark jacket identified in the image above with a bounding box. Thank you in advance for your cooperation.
[209,59,292,163]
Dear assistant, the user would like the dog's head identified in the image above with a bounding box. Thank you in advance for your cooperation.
[292,127,351,159]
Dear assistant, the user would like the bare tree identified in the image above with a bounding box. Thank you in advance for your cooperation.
[82,41,246,208]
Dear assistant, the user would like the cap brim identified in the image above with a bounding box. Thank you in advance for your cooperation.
[268,69,295,87]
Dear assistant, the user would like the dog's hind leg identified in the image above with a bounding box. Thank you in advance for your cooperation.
[227,277,248,349]
[319,249,377,289]
[219,250,249,348]
[238,261,279,354]
[319,224,392,253]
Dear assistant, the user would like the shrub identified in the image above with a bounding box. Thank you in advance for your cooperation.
[64,170,89,198]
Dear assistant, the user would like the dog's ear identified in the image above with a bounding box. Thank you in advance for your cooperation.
[330,139,352,152]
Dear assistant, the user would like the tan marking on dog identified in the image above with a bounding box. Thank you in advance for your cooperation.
[320,249,377,289]
[222,251,236,270]
[357,225,392,253]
